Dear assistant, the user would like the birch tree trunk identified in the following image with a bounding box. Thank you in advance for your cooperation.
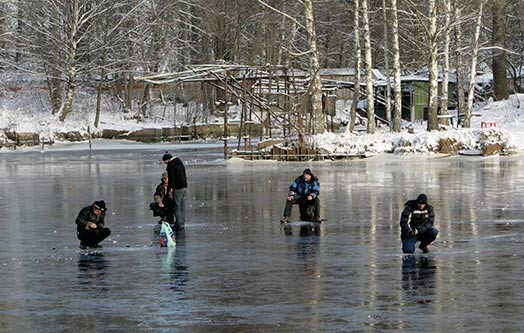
[59,0,79,122]
[15,2,23,63]
[362,0,375,134]
[382,0,391,127]
[427,0,439,131]
[464,1,484,128]
[282,11,297,68]
[391,0,402,132]
[46,4,63,115]
[95,49,106,128]
[454,5,466,119]
[348,0,361,133]
[440,0,451,125]
[304,0,324,135]
[126,48,134,113]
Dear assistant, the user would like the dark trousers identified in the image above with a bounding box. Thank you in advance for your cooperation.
[401,227,438,253]
[283,196,320,221]
[77,228,111,247]
[150,198,174,221]
[149,200,173,218]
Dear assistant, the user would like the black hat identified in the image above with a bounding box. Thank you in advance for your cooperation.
[303,168,313,176]
[93,200,106,211]
[162,153,172,162]
[416,194,428,204]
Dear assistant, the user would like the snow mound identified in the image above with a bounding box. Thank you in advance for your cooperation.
[313,125,515,156]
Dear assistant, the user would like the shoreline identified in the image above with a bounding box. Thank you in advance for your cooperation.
[1,138,520,160]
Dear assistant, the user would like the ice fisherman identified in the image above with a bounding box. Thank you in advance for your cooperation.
[280,168,321,223]
[149,171,174,224]
[162,153,188,231]
[399,194,439,253]
[75,200,111,249]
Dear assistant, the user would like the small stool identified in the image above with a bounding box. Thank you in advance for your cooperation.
[481,121,496,128]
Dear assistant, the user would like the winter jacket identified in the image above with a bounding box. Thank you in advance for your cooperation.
[288,174,320,199]
[165,156,188,191]
[75,205,106,233]
[400,200,435,236]
[153,183,169,204]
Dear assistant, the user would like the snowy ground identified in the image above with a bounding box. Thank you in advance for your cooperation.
[313,95,524,156]
[1,69,523,155]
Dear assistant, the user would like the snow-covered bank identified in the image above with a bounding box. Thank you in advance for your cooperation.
[313,125,514,156]
[2,65,524,157]
[313,94,524,156]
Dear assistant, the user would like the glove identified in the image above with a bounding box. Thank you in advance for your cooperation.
[408,228,418,236]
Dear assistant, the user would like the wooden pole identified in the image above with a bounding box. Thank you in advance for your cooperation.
[267,65,273,138]
[223,71,229,159]
[241,75,248,151]
[88,126,92,150]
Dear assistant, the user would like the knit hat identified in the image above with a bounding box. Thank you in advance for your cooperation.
[303,168,313,176]
[93,200,107,211]
[162,153,172,162]
[416,194,428,204]
[161,172,168,179]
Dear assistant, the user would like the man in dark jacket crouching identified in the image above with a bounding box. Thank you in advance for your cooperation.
[76,200,111,249]
[400,194,438,253]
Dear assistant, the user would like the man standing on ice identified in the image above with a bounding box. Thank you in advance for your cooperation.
[163,153,188,231]
[75,200,111,249]
[280,168,322,223]
[400,194,438,253]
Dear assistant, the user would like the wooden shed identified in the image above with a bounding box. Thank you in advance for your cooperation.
[400,75,457,121]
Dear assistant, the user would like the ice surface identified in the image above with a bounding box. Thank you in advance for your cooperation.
[1,145,524,331]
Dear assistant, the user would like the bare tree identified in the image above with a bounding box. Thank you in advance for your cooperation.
[10,0,134,121]
[139,0,187,118]
[0,3,7,58]
[382,0,391,126]
[303,0,324,134]
[464,1,485,128]
[348,0,361,133]
[257,0,325,135]
[492,0,509,101]
[403,0,441,130]
[391,0,402,132]
[426,0,439,131]
[440,0,452,125]
[506,1,524,94]
[362,0,375,134]
[453,2,466,118]
[2,0,513,138]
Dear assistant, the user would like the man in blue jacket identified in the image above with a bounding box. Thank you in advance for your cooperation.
[400,194,439,253]
[280,168,321,223]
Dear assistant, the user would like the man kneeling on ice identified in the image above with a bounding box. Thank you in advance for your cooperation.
[149,172,174,224]
[400,194,439,253]
[75,200,111,249]
[280,168,322,223]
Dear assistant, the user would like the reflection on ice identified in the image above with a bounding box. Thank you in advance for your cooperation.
[1,147,524,331]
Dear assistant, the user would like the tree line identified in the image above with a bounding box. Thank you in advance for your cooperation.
[0,0,522,134]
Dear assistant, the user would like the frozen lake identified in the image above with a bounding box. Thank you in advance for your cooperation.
[1,142,524,332]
